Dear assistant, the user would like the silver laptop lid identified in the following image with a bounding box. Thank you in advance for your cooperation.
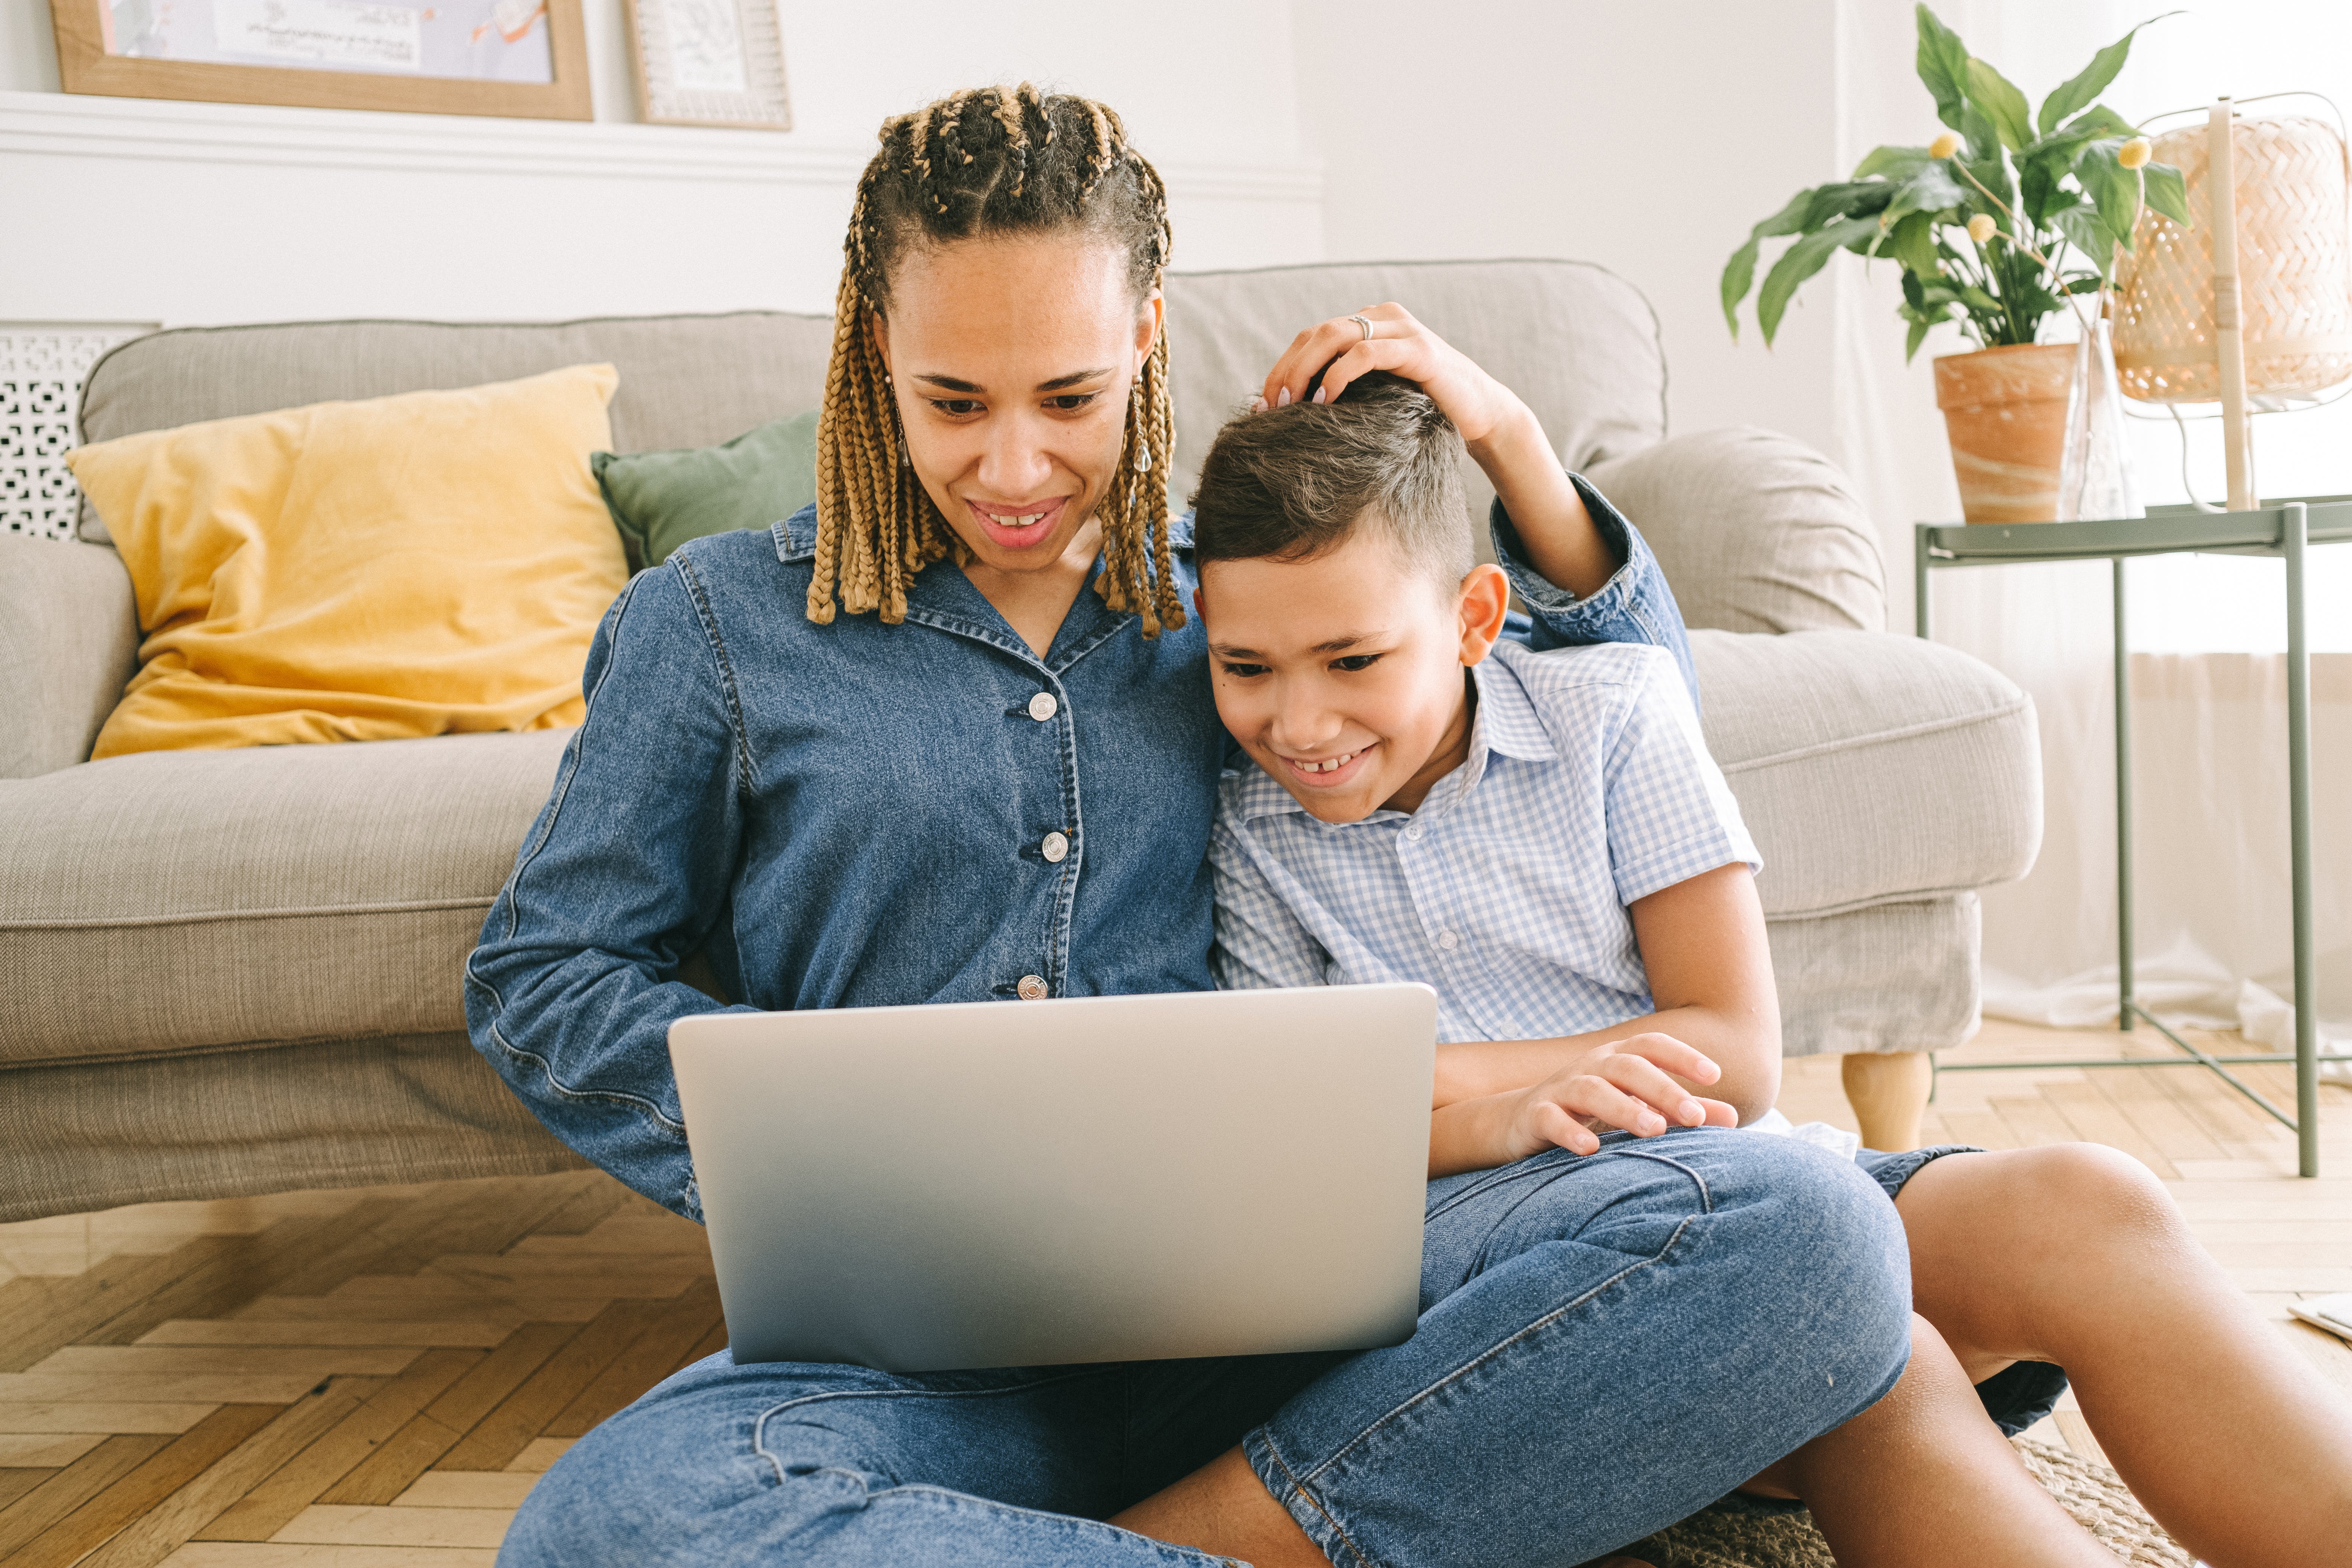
[670,983,1435,1373]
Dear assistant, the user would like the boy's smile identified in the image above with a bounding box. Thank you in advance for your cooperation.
[1197,529,1512,823]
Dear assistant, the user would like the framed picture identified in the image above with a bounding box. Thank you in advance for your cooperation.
[622,0,789,130]
[47,0,592,120]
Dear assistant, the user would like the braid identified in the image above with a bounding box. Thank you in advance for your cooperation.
[809,84,1181,633]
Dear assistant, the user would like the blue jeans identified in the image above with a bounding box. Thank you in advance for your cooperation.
[502,1130,1909,1566]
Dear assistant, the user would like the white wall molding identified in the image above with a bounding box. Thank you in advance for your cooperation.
[0,89,1323,201]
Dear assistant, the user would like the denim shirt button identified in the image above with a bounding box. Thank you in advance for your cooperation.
[1027,692,1059,721]
[1017,974,1049,1000]
[1040,830,1070,864]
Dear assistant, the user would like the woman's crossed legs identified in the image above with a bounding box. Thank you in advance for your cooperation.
[500,1130,1910,1567]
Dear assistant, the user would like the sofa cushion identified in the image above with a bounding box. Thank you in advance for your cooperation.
[1586,427,1887,635]
[593,409,819,571]
[1691,629,2041,918]
[0,730,568,1067]
[73,364,629,758]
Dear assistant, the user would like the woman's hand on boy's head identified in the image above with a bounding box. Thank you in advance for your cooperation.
[1498,1032,1737,1161]
[1255,302,1527,450]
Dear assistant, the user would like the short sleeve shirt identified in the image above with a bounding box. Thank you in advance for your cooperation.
[1209,639,1759,1044]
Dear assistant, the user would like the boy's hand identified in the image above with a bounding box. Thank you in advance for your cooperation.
[1253,302,1619,599]
[1488,1033,1738,1162]
[1254,302,1525,448]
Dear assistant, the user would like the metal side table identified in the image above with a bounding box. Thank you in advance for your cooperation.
[1916,497,2352,1176]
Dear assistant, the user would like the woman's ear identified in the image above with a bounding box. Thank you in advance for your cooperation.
[1135,289,1164,360]
[1455,563,1512,667]
[868,307,894,379]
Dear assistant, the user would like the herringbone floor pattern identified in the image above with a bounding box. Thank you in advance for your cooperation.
[0,1019,2346,1565]
[0,1171,719,1567]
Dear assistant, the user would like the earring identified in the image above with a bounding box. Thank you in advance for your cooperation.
[1133,441,1151,473]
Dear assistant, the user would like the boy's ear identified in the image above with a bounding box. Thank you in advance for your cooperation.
[1191,585,1206,624]
[1455,564,1511,667]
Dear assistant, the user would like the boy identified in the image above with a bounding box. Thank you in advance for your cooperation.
[1185,367,2352,1567]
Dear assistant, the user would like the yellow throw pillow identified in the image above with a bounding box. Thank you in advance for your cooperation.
[68,364,630,758]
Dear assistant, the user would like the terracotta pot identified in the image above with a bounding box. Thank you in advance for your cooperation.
[1933,343,2075,523]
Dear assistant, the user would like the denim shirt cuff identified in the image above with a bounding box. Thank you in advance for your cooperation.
[1489,471,1645,625]
[1488,469,1701,713]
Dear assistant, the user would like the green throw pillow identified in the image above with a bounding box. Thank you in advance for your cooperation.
[591,409,819,569]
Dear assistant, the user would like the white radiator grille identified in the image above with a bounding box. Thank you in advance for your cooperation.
[1,323,156,542]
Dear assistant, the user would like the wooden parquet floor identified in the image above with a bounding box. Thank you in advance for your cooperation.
[0,1018,2347,1565]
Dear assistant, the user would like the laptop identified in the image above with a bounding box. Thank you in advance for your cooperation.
[668,983,1436,1373]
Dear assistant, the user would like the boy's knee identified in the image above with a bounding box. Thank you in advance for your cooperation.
[1986,1141,2184,1262]
[1703,1138,1914,1406]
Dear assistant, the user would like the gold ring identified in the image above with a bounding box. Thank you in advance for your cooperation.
[1349,314,1375,342]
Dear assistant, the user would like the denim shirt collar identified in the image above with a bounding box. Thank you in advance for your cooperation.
[773,502,1197,561]
[771,503,1196,675]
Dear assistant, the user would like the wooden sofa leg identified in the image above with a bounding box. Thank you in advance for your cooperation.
[1841,1050,1932,1153]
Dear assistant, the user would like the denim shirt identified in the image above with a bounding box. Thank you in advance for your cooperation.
[465,476,1695,1218]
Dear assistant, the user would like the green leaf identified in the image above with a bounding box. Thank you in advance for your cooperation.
[2054,201,2118,279]
[2064,274,2106,294]
[1722,188,1817,335]
[1954,280,2002,314]
[1915,4,1974,132]
[2061,102,2140,138]
[1965,58,2035,151]
[2019,154,2059,228]
[1758,216,1880,345]
[1853,144,1932,181]
[1906,314,1936,362]
[1881,210,1944,276]
[2037,13,2179,136]
[2142,161,2190,224]
[1802,180,1898,226]
[2075,139,2142,251]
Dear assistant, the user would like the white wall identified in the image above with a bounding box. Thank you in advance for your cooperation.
[0,0,1323,325]
[1291,0,1843,464]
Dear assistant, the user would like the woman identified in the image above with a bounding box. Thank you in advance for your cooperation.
[466,86,1909,1566]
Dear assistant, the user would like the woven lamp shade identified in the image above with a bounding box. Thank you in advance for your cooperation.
[2112,115,2352,403]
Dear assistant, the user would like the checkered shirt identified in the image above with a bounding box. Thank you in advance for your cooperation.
[1210,639,1759,1044]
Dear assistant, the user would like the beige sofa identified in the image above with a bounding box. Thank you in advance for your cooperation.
[0,260,2040,1223]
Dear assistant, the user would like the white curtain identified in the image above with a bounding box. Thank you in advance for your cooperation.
[1828,0,2352,1069]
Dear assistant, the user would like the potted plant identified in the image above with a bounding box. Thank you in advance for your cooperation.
[1722,4,2188,522]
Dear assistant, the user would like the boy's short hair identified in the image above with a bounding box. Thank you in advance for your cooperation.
[1189,372,1473,587]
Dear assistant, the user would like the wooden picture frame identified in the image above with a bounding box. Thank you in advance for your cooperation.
[47,0,593,121]
[622,0,789,131]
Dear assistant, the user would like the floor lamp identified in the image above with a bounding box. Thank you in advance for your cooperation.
[2112,97,2352,506]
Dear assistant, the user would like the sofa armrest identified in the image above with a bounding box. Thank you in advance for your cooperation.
[1691,628,2042,918]
[0,536,138,778]
[1585,427,1886,635]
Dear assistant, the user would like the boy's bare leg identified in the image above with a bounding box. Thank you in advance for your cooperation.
[1896,1143,2352,1568]
[1109,1446,1330,1567]
[1842,1050,1931,1152]
[1745,1314,2114,1568]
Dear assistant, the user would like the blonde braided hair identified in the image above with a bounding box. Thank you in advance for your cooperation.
[807,85,1183,635]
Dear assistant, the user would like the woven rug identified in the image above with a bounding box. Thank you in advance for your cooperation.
[1614,1438,2193,1568]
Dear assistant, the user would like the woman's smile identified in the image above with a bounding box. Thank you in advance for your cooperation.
[965,495,1070,552]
